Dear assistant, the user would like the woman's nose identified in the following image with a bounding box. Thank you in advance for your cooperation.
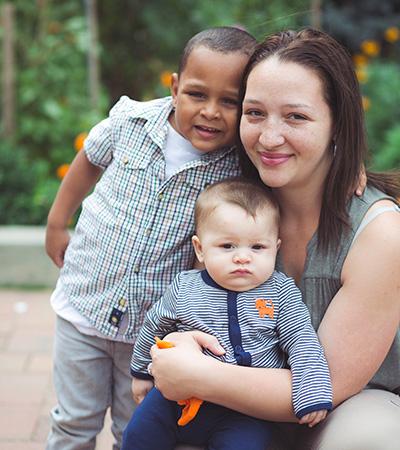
[259,122,285,148]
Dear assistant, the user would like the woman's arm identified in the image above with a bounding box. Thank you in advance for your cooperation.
[150,331,296,422]
[318,205,400,406]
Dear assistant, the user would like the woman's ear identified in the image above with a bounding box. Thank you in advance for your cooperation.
[276,238,281,251]
[192,235,204,263]
[170,73,179,107]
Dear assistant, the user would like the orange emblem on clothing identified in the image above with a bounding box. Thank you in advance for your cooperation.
[255,298,274,319]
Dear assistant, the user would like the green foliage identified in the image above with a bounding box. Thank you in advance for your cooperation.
[0,140,59,224]
[361,61,400,170]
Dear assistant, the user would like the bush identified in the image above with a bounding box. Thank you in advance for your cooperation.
[0,140,58,224]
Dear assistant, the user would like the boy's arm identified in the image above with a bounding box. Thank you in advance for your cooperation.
[131,274,181,379]
[46,150,102,267]
[276,278,333,420]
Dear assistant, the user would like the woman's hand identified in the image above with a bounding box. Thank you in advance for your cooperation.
[149,331,225,401]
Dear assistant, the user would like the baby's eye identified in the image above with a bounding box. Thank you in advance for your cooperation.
[252,244,265,250]
[220,243,234,249]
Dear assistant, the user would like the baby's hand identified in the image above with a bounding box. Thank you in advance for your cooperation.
[131,378,154,404]
[298,409,327,428]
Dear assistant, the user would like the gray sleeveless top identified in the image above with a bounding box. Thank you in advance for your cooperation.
[276,186,400,394]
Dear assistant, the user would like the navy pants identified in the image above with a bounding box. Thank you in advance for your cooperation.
[122,387,271,450]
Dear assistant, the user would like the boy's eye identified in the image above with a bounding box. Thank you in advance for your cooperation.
[187,91,205,99]
[222,98,238,107]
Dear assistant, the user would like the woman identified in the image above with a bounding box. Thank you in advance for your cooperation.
[150,28,400,449]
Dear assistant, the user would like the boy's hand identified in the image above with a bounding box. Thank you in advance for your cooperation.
[131,378,154,404]
[45,225,70,268]
[298,409,327,428]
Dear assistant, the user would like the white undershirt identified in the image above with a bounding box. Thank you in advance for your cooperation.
[163,121,203,178]
[51,122,202,341]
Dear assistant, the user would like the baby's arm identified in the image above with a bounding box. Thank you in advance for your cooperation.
[131,378,154,405]
[298,409,327,427]
[131,274,181,392]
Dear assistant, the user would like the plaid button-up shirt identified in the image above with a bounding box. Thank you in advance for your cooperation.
[59,96,241,340]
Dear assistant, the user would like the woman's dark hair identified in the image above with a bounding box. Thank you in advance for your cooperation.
[238,28,400,251]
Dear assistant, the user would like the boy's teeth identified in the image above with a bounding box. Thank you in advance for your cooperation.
[198,125,218,132]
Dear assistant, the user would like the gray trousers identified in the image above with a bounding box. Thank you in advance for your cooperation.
[47,316,136,450]
[176,389,400,450]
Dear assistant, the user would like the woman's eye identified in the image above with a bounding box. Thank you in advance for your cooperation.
[243,109,263,117]
[288,113,307,120]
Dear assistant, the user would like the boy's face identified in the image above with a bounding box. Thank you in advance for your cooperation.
[169,46,248,153]
[192,203,281,291]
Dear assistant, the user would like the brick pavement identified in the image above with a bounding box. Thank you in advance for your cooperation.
[0,289,113,449]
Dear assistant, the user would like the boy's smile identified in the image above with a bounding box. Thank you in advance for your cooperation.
[169,46,249,153]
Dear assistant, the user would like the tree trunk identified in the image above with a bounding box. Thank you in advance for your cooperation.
[85,0,100,111]
[1,3,16,138]
[311,0,322,30]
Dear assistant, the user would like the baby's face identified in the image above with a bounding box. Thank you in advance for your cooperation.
[192,203,280,291]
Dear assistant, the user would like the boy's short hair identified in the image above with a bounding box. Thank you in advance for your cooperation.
[194,177,280,233]
[179,26,257,74]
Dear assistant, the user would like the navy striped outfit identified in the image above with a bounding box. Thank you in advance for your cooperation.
[124,269,332,449]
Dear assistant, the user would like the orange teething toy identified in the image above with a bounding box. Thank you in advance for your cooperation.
[155,337,204,426]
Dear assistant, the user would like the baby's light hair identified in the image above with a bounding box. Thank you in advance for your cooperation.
[194,177,280,234]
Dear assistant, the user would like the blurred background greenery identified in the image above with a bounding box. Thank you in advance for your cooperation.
[0,0,399,224]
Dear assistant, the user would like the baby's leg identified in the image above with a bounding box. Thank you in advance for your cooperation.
[122,387,179,450]
[178,403,271,450]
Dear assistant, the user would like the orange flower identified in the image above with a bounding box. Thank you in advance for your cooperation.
[160,71,173,88]
[356,68,368,84]
[352,53,368,68]
[360,40,380,57]
[56,164,70,180]
[384,27,399,43]
[74,132,88,152]
[362,96,371,111]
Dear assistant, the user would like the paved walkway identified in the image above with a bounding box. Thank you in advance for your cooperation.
[0,289,113,449]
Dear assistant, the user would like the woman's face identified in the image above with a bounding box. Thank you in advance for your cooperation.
[240,58,333,191]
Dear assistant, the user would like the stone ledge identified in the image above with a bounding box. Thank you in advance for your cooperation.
[0,226,59,288]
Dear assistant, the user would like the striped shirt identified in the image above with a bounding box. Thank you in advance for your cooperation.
[57,96,240,340]
[131,269,333,418]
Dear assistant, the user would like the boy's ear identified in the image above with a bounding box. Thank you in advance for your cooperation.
[192,235,204,263]
[170,73,179,107]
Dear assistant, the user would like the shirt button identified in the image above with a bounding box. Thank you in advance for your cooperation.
[119,298,127,307]
[122,156,129,165]
[235,345,242,353]
[133,265,140,274]
[145,228,151,236]
[158,193,164,200]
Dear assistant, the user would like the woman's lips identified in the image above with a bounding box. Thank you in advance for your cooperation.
[260,152,291,166]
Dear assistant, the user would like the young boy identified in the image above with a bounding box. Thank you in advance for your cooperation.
[123,178,333,450]
[45,27,256,449]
